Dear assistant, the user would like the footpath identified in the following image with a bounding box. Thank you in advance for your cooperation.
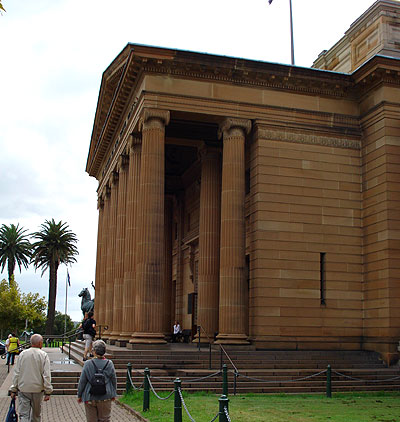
[0,348,141,421]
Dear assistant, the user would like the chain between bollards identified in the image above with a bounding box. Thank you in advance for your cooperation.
[219,394,229,422]
[326,364,332,398]
[174,378,182,422]
[222,364,228,396]
[143,367,150,411]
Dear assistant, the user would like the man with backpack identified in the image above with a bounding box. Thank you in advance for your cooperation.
[77,339,117,422]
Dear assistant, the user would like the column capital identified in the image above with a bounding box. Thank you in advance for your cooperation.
[110,170,119,187]
[218,118,251,139]
[97,196,104,210]
[198,144,221,161]
[117,154,129,173]
[127,132,142,154]
[140,108,170,131]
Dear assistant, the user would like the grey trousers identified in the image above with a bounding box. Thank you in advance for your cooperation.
[18,391,44,422]
[84,400,112,422]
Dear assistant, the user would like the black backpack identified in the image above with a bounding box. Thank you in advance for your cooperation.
[89,359,109,396]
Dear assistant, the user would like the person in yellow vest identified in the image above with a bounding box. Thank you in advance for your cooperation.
[7,333,20,366]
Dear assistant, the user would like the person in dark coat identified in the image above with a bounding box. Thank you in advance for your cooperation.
[77,340,117,422]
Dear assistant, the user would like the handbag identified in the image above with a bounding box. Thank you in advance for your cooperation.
[6,397,18,422]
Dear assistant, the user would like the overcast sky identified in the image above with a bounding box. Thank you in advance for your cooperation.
[0,0,377,323]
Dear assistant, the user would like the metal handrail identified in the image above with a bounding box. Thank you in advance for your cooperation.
[197,325,239,373]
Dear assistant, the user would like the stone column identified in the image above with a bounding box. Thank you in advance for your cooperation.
[109,154,128,339]
[216,118,251,344]
[162,197,173,335]
[105,171,119,336]
[94,194,104,326]
[196,146,221,342]
[120,134,142,341]
[98,185,110,327]
[131,108,170,344]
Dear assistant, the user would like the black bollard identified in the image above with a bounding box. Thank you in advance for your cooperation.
[143,367,150,411]
[219,394,229,422]
[174,378,182,422]
[326,364,332,398]
[126,363,132,393]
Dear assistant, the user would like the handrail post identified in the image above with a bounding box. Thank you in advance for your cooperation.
[220,347,223,370]
[197,326,201,352]
[209,343,212,369]
[222,364,228,396]
[326,364,332,398]
[143,367,150,411]
[126,363,132,393]
[218,394,229,422]
[68,341,71,360]
[174,378,182,422]
[233,370,238,396]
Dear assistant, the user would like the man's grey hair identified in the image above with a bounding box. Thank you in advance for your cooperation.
[30,334,43,346]
[93,340,106,356]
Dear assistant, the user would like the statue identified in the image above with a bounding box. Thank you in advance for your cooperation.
[78,287,94,316]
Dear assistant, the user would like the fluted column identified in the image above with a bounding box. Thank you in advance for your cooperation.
[216,118,251,344]
[131,108,170,344]
[120,134,142,341]
[109,155,128,339]
[98,185,110,328]
[95,193,105,326]
[105,171,119,336]
[162,197,173,335]
[197,146,221,342]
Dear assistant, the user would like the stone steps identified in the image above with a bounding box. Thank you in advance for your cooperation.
[52,341,400,395]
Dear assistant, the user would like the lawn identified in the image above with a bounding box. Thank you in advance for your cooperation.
[120,390,400,422]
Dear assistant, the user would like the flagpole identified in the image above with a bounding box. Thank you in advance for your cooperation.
[64,270,68,335]
[289,0,295,65]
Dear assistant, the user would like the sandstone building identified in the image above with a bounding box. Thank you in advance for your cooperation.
[86,0,400,362]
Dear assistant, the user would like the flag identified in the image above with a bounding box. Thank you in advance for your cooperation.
[67,270,71,287]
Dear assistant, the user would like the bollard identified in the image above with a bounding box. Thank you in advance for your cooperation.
[219,394,229,422]
[143,367,150,411]
[326,364,332,398]
[126,363,132,393]
[222,364,228,396]
[174,378,182,422]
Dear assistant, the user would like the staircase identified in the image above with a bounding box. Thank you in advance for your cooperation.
[53,341,400,395]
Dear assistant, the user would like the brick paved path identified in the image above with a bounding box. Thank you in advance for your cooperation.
[0,396,141,421]
[0,350,142,421]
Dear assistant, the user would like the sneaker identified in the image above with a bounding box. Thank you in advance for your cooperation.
[83,357,87,361]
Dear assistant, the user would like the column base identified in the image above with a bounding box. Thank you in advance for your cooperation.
[129,332,166,345]
[215,333,250,345]
[117,332,133,343]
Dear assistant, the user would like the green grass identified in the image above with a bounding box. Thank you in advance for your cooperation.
[120,390,400,422]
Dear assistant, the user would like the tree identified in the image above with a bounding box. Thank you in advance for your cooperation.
[0,223,32,285]
[31,219,78,335]
[53,311,75,336]
[0,2,5,13]
[0,276,46,338]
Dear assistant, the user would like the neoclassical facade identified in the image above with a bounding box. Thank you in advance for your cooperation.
[86,1,400,361]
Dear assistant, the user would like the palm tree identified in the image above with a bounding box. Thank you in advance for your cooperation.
[31,219,78,335]
[0,224,32,284]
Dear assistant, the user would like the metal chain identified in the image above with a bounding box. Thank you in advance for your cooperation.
[332,370,400,383]
[127,370,143,391]
[178,387,197,422]
[224,406,232,422]
[233,369,327,383]
[146,375,174,400]
[184,371,222,383]
[209,412,219,422]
